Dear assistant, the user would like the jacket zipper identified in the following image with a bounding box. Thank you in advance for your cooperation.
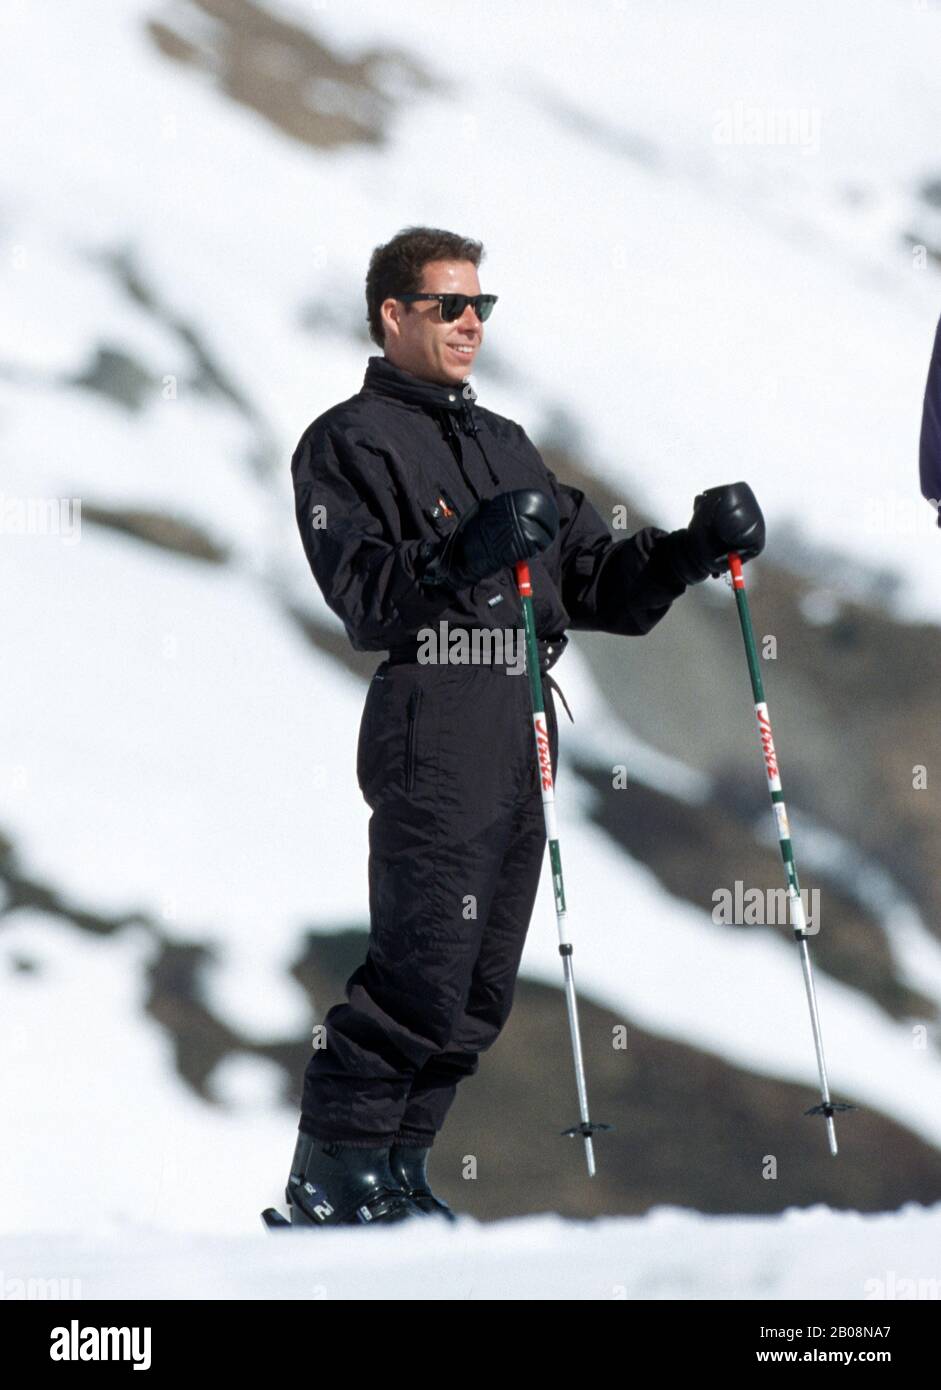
[405,687,423,792]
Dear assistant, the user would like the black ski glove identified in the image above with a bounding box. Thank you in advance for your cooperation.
[664,480,766,584]
[418,488,559,593]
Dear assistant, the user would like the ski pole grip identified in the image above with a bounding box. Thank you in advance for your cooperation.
[728,551,744,588]
[515,559,532,595]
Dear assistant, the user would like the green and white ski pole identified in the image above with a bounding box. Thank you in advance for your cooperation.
[727,551,853,1156]
[515,559,611,1177]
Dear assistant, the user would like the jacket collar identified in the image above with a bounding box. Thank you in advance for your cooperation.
[361,354,478,413]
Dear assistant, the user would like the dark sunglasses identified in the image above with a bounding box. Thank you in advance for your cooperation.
[396,292,498,323]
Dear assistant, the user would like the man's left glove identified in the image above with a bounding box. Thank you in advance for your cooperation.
[664,480,766,585]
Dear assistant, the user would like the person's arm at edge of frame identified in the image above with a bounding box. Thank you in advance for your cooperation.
[919,310,941,529]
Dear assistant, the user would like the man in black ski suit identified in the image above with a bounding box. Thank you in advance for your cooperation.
[285,226,766,1226]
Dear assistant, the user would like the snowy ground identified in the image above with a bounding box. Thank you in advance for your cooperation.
[1,1203,939,1301]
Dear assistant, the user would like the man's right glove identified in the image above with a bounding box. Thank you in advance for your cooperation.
[418,488,559,594]
[664,480,766,585]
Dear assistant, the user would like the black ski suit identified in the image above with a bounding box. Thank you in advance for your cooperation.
[291,353,690,1149]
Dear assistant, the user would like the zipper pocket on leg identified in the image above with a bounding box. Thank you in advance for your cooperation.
[405,687,423,792]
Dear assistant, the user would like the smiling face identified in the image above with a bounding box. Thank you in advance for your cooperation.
[380,258,485,386]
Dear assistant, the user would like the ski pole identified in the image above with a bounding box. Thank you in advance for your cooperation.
[726,551,853,1156]
[514,559,611,1177]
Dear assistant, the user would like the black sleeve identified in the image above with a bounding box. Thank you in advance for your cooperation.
[920,311,941,527]
[291,422,452,650]
[514,427,689,635]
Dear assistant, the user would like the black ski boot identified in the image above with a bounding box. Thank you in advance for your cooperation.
[286,1132,426,1227]
[389,1143,457,1222]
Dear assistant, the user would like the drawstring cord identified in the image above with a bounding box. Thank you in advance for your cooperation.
[546,673,574,723]
[436,403,501,489]
[460,401,501,487]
